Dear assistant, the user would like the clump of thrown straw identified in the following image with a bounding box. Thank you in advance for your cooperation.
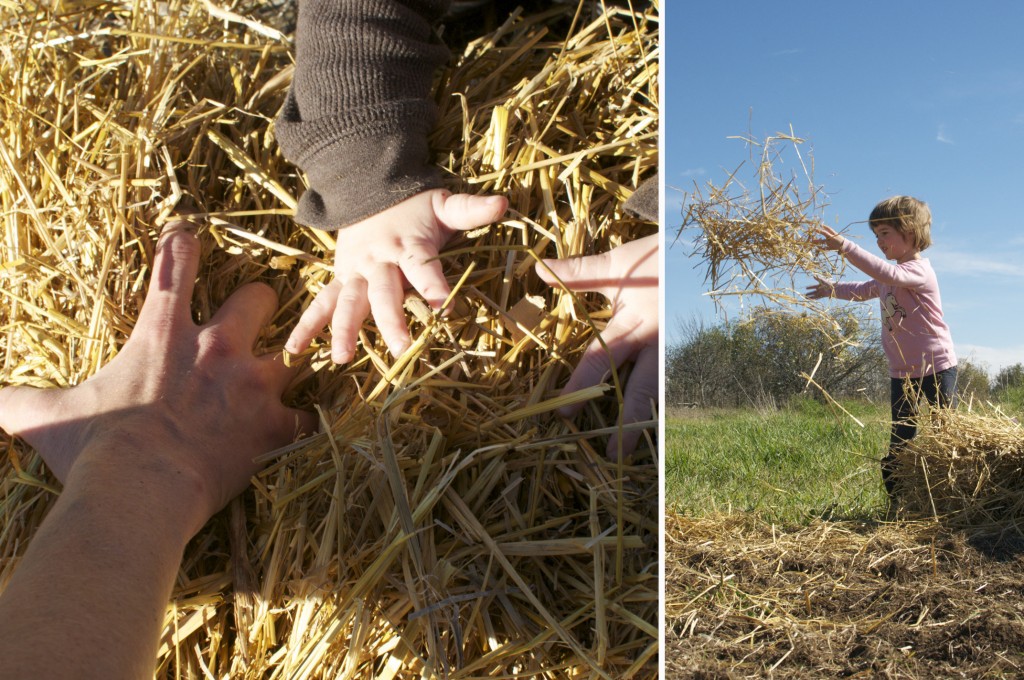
[0,1,658,677]
[680,129,844,335]
[892,406,1024,539]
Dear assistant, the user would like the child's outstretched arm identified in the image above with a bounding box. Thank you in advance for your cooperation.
[809,226,879,301]
[276,0,507,363]
[813,225,929,289]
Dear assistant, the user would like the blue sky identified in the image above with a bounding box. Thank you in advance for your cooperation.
[664,2,1024,377]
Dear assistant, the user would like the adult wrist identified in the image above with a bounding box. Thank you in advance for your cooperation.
[66,441,216,541]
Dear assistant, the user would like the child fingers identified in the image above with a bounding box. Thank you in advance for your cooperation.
[435,192,508,231]
[286,279,342,355]
[364,265,411,359]
[329,277,371,364]
[400,246,450,310]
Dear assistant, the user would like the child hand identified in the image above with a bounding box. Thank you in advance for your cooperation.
[813,225,846,251]
[805,276,836,299]
[535,234,659,460]
[286,189,508,364]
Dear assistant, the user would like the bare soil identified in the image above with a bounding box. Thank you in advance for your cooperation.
[665,512,1024,678]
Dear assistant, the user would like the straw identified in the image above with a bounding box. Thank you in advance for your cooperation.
[0,1,659,677]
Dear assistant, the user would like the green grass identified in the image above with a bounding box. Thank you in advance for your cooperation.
[665,397,891,524]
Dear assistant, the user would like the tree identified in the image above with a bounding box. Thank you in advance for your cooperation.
[666,308,886,409]
[955,359,991,403]
[994,363,1024,392]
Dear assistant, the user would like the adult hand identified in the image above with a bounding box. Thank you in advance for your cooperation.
[0,221,315,530]
[535,233,659,460]
[813,225,846,251]
[804,276,836,300]
[286,189,508,364]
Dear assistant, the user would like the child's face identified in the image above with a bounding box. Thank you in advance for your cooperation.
[872,223,918,262]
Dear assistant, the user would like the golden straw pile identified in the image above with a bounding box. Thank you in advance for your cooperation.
[0,1,659,677]
[893,407,1024,538]
[680,130,843,334]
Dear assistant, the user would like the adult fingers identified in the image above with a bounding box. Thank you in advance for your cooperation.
[287,407,319,439]
[137,221,202,331]
[606,345,658,460]
[286,279,342,354]
[364,264,411,359]
[557,317,642,417]
[330,277,371,364]
[400,242,450,310]
[535,252,613,296]
[206,282,278,351]
[434,192,508,231]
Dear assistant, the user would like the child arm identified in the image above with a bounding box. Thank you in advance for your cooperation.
[276,0,508,363]
[275,0,452,229]
[839,240,930,288]
[805,276,878,302]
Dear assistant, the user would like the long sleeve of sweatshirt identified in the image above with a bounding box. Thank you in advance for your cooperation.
[275,0,452,230]
[833,239,956,378]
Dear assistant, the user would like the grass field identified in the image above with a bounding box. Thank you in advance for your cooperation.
[665,395,1024,678]
[665,397,891,523]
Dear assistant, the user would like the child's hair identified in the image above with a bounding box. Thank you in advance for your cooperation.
[868,196,932,251]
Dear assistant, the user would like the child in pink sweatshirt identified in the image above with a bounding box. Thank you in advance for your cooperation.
[807,196,958,496]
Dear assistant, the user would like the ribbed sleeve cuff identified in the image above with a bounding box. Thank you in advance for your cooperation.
[276,99,443,230]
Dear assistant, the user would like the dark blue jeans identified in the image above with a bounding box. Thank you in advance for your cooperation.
[882,365,958,495]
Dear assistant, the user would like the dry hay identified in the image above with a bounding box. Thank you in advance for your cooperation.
[0,1,659,677]
[665,511,1024,678]
[892,406,1024,540]
[678,130,848,339]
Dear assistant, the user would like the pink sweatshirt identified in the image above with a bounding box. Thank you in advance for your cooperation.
[832,240,957,379]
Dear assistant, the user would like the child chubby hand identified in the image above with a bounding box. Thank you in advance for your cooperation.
[274,0,509,364]
[804,275,836,300]
[284,189,508,364]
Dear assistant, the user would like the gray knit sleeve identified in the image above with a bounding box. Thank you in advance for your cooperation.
[276,0,452,230]
[623,173,659,223]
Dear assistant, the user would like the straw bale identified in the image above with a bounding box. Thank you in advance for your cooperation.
[0,1,658,677]
[891,406,1024,539]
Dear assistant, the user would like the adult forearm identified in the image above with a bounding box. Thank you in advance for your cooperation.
[0,453,206,679]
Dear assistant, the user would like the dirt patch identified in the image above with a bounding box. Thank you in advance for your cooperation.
[665,513,1024,678]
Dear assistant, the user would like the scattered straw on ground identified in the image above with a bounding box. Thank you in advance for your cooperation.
[893,406,1024,540]
[665,511,1024,678]
[0,1,659,677]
